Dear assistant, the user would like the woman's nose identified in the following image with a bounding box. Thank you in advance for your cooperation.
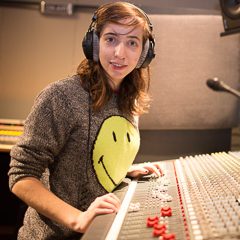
[115,42,126,59]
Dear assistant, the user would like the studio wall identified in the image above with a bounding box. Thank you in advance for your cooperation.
[0,0,223,120]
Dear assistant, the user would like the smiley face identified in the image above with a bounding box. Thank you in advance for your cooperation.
[92,116,140,192]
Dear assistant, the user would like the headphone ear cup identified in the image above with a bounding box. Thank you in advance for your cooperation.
[82,31,94,60]
[92,29,99,62]
[136,39,155,68]
[136,39,149,69]
[82,30,99,62]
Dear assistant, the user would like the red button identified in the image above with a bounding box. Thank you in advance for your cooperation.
[154,223,166,230]
[153,228,166,237]
[147,219,158,227]
[162,210,172,217]
[147,215,159,227]
[161,206,171,212]
[161,232,175,240]
[147,215,159,221]
[161,206,172,217]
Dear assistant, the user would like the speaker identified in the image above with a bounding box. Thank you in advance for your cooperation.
[219,0,240,36]
[82,3,155,68]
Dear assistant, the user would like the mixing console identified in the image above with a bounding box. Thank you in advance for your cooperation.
[0,119,24,151]
[82,151,240,240]
[0,129,22,145]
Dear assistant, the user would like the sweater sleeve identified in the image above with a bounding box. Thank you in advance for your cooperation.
[8,83,75,190]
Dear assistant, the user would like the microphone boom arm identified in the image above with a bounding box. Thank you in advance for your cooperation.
[206,78,240,99]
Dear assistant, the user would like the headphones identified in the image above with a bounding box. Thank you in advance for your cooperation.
[82,3,155,68]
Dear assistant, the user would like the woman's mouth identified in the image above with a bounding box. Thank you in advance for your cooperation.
[111,62,127,70]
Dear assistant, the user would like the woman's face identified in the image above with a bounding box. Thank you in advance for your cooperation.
[99,19,143,90]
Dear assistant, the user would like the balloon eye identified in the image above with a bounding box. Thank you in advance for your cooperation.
[113,131,117,142]
[127,132,130,142]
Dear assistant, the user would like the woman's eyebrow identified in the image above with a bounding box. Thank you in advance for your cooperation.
[127,36,140,42]
[103,32,118,37]
[104,32,140,42]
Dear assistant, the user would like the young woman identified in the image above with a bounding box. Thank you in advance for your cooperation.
[8,2,162,239]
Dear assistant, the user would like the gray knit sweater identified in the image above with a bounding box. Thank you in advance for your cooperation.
[8,75,140,240]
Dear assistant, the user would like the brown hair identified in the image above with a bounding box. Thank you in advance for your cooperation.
[77,2,153,117]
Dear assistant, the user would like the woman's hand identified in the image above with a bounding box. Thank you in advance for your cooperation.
[127,162,163,178]
[73,193,121,233]
[12,178,121,234]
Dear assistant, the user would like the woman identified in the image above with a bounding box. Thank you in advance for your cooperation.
[8,2,162,239]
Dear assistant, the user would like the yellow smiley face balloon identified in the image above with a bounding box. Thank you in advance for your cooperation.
[92,116,140,192]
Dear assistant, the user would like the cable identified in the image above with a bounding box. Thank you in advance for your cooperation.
[86,59,92,181]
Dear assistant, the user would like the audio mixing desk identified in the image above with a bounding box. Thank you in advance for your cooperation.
[82,152,240,240]
[0,119,24,152]
[1,119,240,239]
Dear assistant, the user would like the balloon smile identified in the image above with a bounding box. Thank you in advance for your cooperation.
[98,155,117,186]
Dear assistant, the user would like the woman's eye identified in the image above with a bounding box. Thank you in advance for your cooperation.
[129,41,137,47]
[107,37,115,43]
